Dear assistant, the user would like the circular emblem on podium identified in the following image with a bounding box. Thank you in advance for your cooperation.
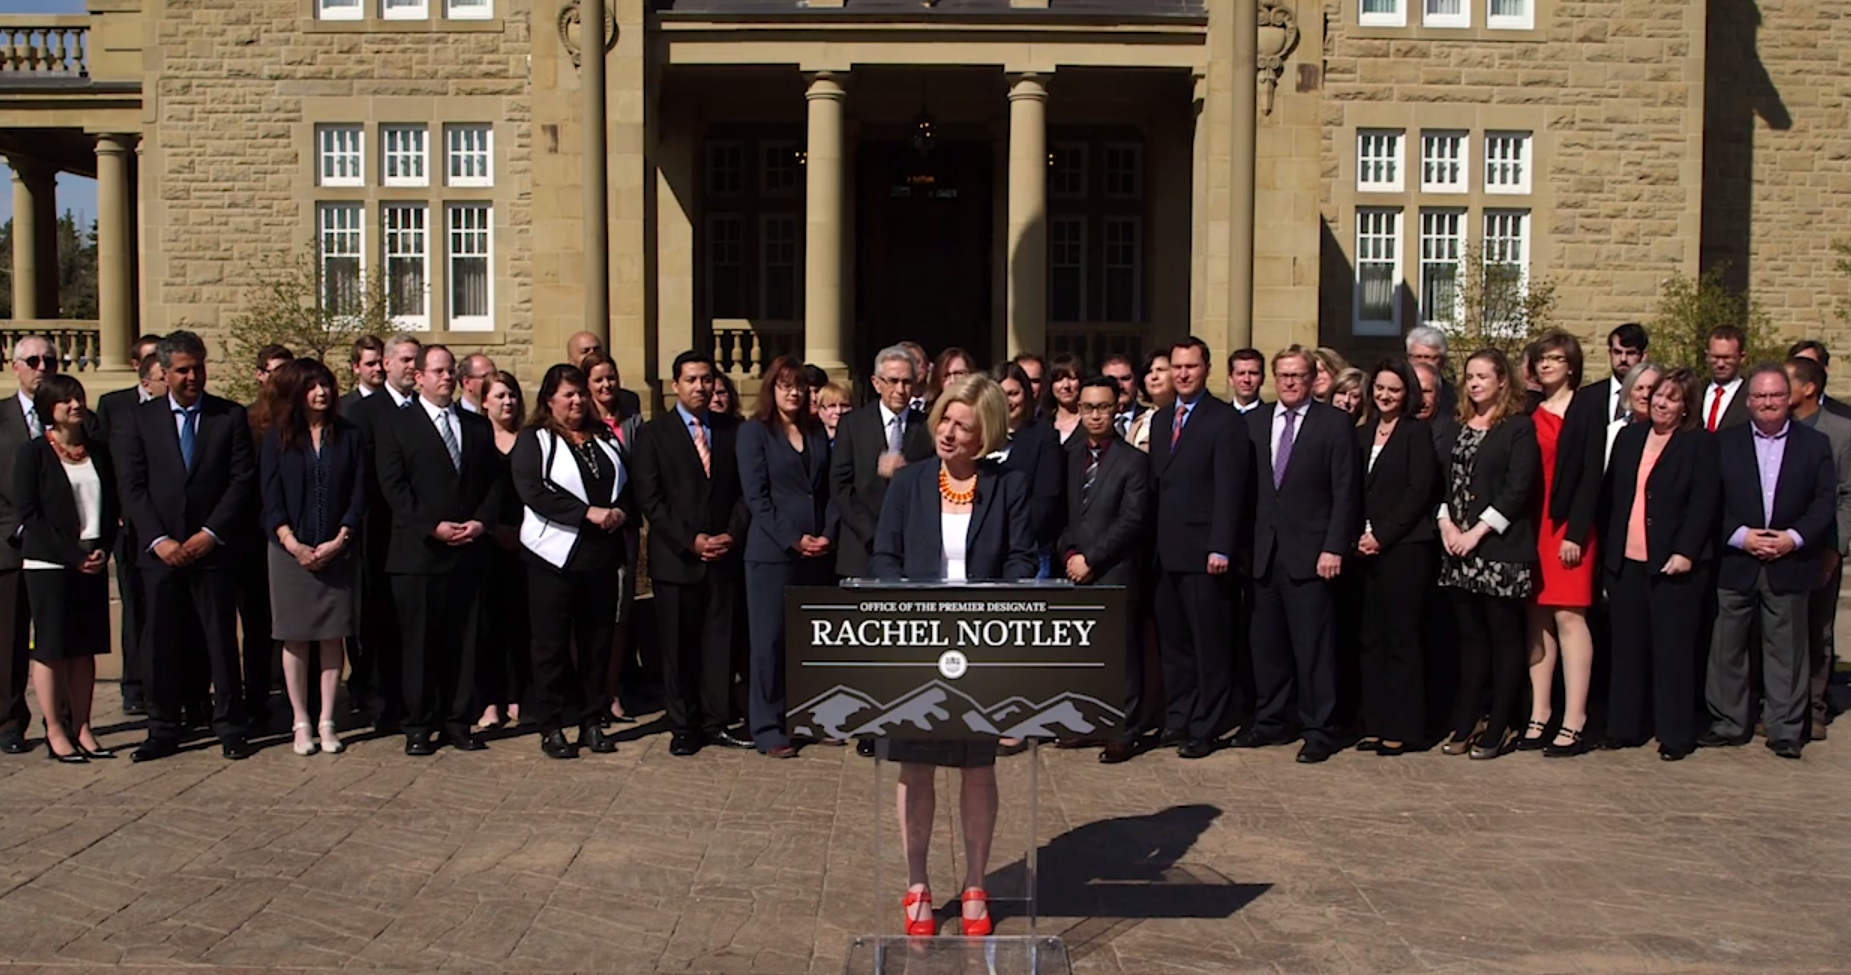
[938,650,968,680]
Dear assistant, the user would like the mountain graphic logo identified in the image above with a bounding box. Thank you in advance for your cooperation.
[788,681,1124,740]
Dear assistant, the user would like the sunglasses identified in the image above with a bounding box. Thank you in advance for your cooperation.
[14,355,56,371]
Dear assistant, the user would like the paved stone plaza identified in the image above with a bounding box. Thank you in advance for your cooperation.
[1,686,1848,975]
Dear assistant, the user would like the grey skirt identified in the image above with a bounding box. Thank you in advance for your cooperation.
[267,544,358,642]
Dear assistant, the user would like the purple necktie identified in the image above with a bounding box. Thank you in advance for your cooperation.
[1274,409,1296,489]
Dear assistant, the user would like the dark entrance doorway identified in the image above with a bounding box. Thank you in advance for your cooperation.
[855,139,994,374]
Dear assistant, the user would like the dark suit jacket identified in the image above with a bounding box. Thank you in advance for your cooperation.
[1429,413,1461,460]
[509,426,632,572]
[828,403,932,577]
[1823,394,1851,423]
[347,389,405,561]
[118,393,256,568]
[737,418,837,564]
[1359,416,1439,549]
[1704,381,1751,431]
[1055,436,1150,586]
[93,385,144,449]
[1599,425,1719,573]
[1150,393,1251,574]
[870,460,1036,581]
[1436,378,1459,425]
[259,420,368,549]
[1715,421,1837,593]
[1445,415,1541,564]
[1247,402,1361,581]
[338,387,369,414]
[632,406,749,585]
[1548,379,1616,546]
[0,395,35,571]
[1000,419,1065,547]
[12,438,119,566]
[373,400,504,575]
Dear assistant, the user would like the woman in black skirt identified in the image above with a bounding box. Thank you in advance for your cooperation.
[479,370,531,729]
[15,375,118,763]
[260,359,366,757]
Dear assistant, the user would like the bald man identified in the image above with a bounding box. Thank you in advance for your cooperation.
[568,332,604,369]
[458,354,497,414]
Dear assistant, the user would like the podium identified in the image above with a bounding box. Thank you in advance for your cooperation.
[786,581,1129,975]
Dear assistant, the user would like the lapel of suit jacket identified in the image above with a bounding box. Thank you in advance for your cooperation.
[968,465,999,553]
[1772,423,1809,524]
[1363,419,1385,490]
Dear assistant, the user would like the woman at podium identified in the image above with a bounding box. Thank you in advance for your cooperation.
[870,373,1036,937]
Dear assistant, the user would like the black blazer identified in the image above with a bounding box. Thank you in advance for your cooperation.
[0,395,35,572]
[1429,413,1461,460]
[347,389,406,565]
[93,385,144,448]
[632,406,749,585]
[1247,402,1361,581]
[1703,381,1750,431]
[118,393,255,568]
[737,418,837,564]
[509,426,632,572]
[1444,415,1541,564]
[12,438,119,567]
[1547,379,1614,546]
[1599,425,1720,573]
[870,460,1036,582]
[1055,436,1150,586]
[1715,421,1837,594]
[1359,416,1439,549]
[1149,393,1251,573]
[259,420,368,550]
[1000,419,1066,547]
[373,399,505,575]
[828,403,932,577]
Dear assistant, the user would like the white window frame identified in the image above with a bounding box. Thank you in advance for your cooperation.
[1356,129,1404,193]
[1481,209,1532,337]
[382,0,428,19]
[704,213,746,319]
[1418,209,1465,329]
[758,214,800,321]
[444,0,492,19]
[1049,142,1088,199]
[706,140,745,198]
[381,125,428,188]
[1048,215,1087,323]
[1484,131,1533,194]
[1422,0,1470,28]
[1101,215,1143,323]
[1487,0,1534,29]
[445,124,493,188]
[316,125,364,188]
[1102,142,1143,200]
[1354,207,1403,337]
[760,140,800,198]
[1358,0,1406,27]
[1420,131,1469,194]
[382,204,430,332]
[446,203,494,332]
[317,0,363,21]
[317,202,365,321]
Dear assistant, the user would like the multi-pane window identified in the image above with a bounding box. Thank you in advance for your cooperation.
[317,125,364,187]
[317,0,362,20]
[1354,208,1402,336]
[1420,131,1467,193]
[1357,130,1404,192]
[1482,210,1530,336]
[383,0,427,19]
[1049,217,1086,323]
[445,0,492,18]
[707,141,744,197]
[1485,132,1532,193]
[1102,217,1142,322]
[1419,209,1464,328]
[1103,144,1142,199]
[1359,0,1405,26]
[318,203,365,320]
[706,215,745,318]
[760,216,799,321]
[382,204,429,330]
[447,204,492,331]
[1487,0,1532,28]
[382,125,428,187]
[445,124,492,187]
[760,141,800,197]
[1049,144,1087,199]
[1424,0,1468,27]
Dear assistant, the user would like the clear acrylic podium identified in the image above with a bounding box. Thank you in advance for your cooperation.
[787,580,1131,975]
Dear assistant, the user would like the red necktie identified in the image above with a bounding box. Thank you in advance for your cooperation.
[1707,386,1724,432]
[1171,402,1186,447]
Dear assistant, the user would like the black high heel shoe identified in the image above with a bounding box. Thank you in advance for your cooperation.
[77,742,116,759]
[45,743,88,764]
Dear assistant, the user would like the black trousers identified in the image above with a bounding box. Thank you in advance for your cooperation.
[1155,570,1237,741]
[1250,566,1338,746]
[744,557,833,751]
[1450,588,1527,744]
[1115,583,1149,740]
[142,561,244,741]
[480,545,532,711]
[1606,560,1703,751]
[1806,563,1843,732]
[525,560,616,732]
[391,567,484,738]
[113,529,147,706]
[1360,542,1436,744]
[237,541,276,721]
[0,571,29,734]
[654,569,739,736]
[357,545,401,721]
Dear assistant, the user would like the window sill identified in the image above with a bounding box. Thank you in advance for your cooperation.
[299,16,504,33]
[1346,23,1540,41]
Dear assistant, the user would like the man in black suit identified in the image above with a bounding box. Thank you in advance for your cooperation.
[830,345,932,579]
[120,330,258,762]
[1701,325,1751,432]
[567,330,605,369]
[0,335,59,754]
[457,353,497,415]
[1234,346,1360,763]
[346,333,420,726]
[1557,324,1648,472]
[1226,348,1268,416]
[1700,365,1838,759]
[1150,336,1252,759]
[92,334,163,716]
[374,344,503,755]
[632,351,752,756]
[340,334,386,412]
[1059,377,1152,763]
[1789,339,1851,422]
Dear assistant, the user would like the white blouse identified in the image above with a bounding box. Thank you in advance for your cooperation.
[24,455,102,571]
[940,512,972,583]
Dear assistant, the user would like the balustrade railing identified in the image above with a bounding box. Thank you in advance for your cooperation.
[709,319,801,382]
[0,322,102,373]
[0,20,89,78]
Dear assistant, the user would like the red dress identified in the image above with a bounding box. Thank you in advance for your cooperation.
[1533,408,1596,607]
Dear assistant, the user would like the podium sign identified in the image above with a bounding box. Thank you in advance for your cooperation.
[785,583,1128,741]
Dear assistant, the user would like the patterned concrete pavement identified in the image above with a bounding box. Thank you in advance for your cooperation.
[1,688,1849,975]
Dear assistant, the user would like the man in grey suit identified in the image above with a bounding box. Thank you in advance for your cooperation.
[829,346,932,580]
[0,335,57,753]
[1785,356,1851,739]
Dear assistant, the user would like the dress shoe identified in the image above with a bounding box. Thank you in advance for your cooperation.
[1177,738,1215,759]
[121,697,148,717]
[1374,741,1409,757]
[404,732,438,756]
[130,738,179,762]
[1054,737,1103,750]
[1296,741,1333,764]
[1354,738,1381,753]
[1469,730,1513,761]
[540,730,578,760]
[45,742,88,764]
[669,731,703,756]
[1543,726,1589,758]
[577,723,618,754]
[220,736,255,761]
[1697,730,1751,748]
[446,729,487,752]
[764,744,798,759]
[855,738,876,758]
[1157,729,1187,748]
[711,725,753,750]
[1439,735,1474,756]
[1768,739,1804,760]
[1228,729,1281,749]
[78,741,116,759]
[0,728,31,754]
[1515,718,1550,751]
[1658,744,1692,762]
[1099,740,1138,764]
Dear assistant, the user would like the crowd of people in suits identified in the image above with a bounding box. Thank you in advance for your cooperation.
[0,318,1842,777]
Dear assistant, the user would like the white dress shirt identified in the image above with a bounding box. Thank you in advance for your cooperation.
[878,402,907,453]
[1705,377,1743,428]
[419,395,460,449]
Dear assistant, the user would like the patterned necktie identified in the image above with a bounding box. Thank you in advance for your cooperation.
[25,405,42,440]
[1171,402,1186,447]
[1274,408,1297,489]
[1613,388,1628,423]
[176,406,198,468]
[887,414,903,455]
[437,408,461,471]
[690,416,711,477]
[1082,444,1101,507]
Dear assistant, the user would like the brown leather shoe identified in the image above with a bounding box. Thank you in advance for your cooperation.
[765,744,798,759]
[1099,740,1137,764]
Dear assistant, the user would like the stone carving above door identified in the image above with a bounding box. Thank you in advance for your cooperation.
[559,0,617,69]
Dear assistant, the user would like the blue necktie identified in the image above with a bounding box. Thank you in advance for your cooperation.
[177,406,199,468]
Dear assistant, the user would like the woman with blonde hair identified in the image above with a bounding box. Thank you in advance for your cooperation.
[1311,347,1350,403]
[1328,367,1368,419]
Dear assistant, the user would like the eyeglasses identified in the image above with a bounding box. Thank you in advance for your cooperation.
[1537,353,1569,365]
[1276,371,1312,382]
[14,355,55,371]
[1077,403,1117,415]
[875,375,915,388]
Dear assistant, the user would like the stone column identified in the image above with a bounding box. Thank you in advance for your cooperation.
[8,157,57,320]
[1005,73,1049,358]
[582,0,610,347]
[803,71,849,380]
[95,135,135,371]
[1228,0,1258,349]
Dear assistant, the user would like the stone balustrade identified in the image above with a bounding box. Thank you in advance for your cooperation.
[0,19,89,78]
[0,321,102,373]
[710,319,801,383]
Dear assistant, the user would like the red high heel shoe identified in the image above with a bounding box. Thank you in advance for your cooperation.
[901,888,935,936]
[960,888,992,937]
